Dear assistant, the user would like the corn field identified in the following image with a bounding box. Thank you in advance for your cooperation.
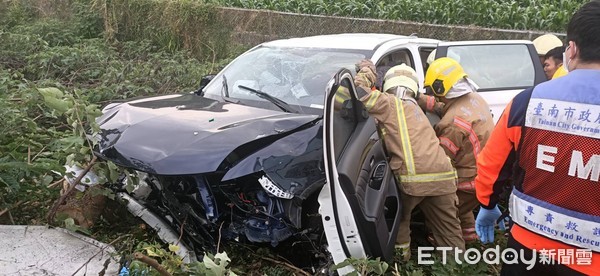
[214,0,585,32]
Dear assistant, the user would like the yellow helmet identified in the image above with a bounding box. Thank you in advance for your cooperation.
[424,57,466,97]
[382,64,419,94]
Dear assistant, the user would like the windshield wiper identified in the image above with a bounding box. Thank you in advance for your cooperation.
[221,75,238,103]
[237,85,298,113]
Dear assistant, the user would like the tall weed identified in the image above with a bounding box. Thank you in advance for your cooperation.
[0,11,218,224]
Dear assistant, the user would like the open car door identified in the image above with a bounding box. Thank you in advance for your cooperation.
[318,69,402,273]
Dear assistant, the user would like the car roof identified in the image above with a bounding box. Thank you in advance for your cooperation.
[262,33,439,51]
[439,40,534,46]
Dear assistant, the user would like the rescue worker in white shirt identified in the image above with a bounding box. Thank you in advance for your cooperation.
[354,60,465,261]
[475,1,600,274]
[417,57,495,243]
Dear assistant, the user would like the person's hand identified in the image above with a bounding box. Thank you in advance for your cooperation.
[354,59,376,89]
[355,59,375,74]
[355,69,376,88]
[475,205,502,244]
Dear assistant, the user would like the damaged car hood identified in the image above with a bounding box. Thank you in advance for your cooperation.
[96,94,321,175]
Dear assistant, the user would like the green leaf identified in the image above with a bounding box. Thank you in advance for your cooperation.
[43,97,72,114]
[168,244,180,252]
[38,87,74,114]
[203,252,232,276]
[144,246,162,257]
[63,217,91,235]
[38,87,64,99]
[203,255,222,275]
[41,175,54,186]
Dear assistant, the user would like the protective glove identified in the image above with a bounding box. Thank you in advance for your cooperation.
[355,59,376,74]
[475,205,502,244]
[355,67,376,89]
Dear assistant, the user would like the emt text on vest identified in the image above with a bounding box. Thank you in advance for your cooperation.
[536,144,600,182]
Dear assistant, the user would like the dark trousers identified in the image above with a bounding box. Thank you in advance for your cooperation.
[501,234,586,276]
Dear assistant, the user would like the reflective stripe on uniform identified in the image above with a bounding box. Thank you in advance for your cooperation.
[462,227,476,234]
[335,95,347,105]
[439,136,459,155]
[427,96,435,112]
[335,88,351,105]
[453,117,481,156]
[457,181,475,191]
[395,242,411,260]
[395,98,457,183]
[395,98,416,174]
[395,242,410,249]
[365,91,380,111]
[398,170,457,183]
[462,226,479,241]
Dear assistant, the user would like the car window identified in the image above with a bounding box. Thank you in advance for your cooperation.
[419,47,435,72]
[332,78,358,161]
[204,46,368,112]
[446,44,535,91]
[375,49,415,90]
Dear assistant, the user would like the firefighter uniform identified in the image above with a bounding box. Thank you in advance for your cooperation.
[475,69,600,274]
[354,61,465,259]
[420,58,495,242]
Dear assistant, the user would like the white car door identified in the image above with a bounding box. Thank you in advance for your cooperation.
[319,69,402,274]
[435,40,546,123]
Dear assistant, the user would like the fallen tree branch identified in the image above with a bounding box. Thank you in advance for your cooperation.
[31,145,48,162]
[259,255,311,276]
[46,155,98,223]
[133,252,172,276]
[47,178,64,188]
[216,221,224,253]
[0,200,24,217]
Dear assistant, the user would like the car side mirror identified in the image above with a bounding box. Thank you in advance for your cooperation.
[195,74,216,95]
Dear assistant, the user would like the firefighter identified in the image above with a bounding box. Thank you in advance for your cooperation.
[354,60,465,260]
[418,57,495,243]
[474,1,600,274]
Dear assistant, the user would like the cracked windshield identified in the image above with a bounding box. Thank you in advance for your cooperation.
[204,46,366,111]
